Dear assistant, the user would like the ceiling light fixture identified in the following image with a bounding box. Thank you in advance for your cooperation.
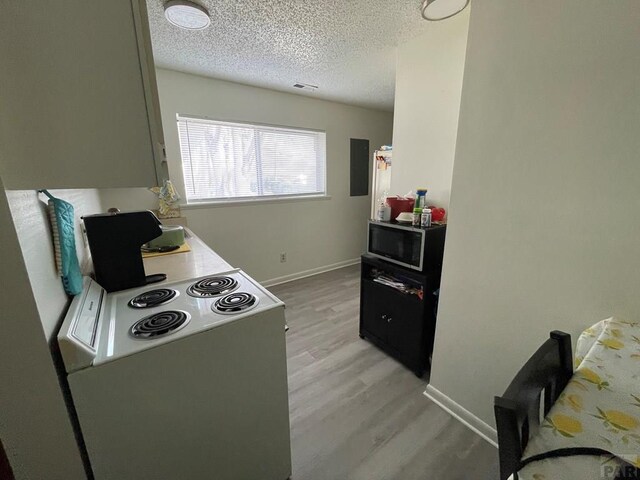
[164,1,211,30]
[421,0,470,21]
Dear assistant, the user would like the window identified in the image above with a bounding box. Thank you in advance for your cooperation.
[177,115,326,202]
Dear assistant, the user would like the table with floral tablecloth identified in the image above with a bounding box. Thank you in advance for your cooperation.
[517,317,640,480]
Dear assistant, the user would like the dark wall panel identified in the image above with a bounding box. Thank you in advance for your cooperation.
[350,138,370,197]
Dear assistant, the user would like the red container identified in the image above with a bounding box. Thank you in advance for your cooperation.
[386,197,415,221]
[428,205,446,222]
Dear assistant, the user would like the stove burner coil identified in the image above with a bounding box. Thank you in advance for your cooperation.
[187,276,238,298]
[130,310,190,339]
[212,292,259,315]
[128,289,178,308]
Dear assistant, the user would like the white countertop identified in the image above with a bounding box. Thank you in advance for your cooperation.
[143,228,232,283]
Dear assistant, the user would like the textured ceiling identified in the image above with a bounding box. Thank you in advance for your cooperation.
[146,0,433,111]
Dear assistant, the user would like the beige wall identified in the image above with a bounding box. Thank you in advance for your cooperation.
[0,181,88,479]
[7,189,102,340]
[430,0,640,426]
[101,69,394,283]
[390,9,469,208]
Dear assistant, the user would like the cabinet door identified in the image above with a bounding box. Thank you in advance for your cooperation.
[386,294,424,361]
[361,279,390,341]
[0,0,167,189]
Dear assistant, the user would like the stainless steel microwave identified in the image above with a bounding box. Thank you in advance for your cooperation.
[366,221,446,271]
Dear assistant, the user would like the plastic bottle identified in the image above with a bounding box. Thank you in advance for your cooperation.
[412,207,422,227]
[376,201,391,221]
[421,208,432,228]
[415,189,428,211]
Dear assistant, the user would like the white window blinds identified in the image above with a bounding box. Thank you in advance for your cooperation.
[177,115,326,202]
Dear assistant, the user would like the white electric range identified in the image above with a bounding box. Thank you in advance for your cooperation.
[58,269,292,480]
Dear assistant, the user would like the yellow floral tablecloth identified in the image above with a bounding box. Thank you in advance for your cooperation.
[517,317,640,480]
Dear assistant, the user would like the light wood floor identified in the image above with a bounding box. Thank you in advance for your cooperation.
[270,265,498,480]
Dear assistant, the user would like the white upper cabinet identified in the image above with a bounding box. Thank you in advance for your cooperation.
[0,0,168,189]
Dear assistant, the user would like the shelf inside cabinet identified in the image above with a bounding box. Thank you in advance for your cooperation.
[361,278,423,303]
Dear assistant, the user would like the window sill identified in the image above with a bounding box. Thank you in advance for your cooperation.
[180,194,332,210]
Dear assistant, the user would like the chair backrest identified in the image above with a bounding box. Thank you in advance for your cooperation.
[494,330,573,480]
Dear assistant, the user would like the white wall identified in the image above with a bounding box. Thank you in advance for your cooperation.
[7,189,101,340]
[0,180,88,480]
[430,0,640,427]
[390,9,469,208]
[101,69,394,283]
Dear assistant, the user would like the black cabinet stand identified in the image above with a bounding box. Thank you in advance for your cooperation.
[359,254,441,378]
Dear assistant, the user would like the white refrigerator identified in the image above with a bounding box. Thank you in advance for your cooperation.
[370,149,392,219]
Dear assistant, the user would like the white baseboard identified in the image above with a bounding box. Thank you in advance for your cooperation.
[424,384,498,448]
[261,258,360,288]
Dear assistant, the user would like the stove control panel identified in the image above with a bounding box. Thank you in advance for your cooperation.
[58,277,105,373]
[72,279,103,349]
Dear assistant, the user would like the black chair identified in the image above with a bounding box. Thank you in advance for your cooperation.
[494,331,573,480]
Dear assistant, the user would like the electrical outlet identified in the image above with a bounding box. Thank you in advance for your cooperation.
[280,252,287,263]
